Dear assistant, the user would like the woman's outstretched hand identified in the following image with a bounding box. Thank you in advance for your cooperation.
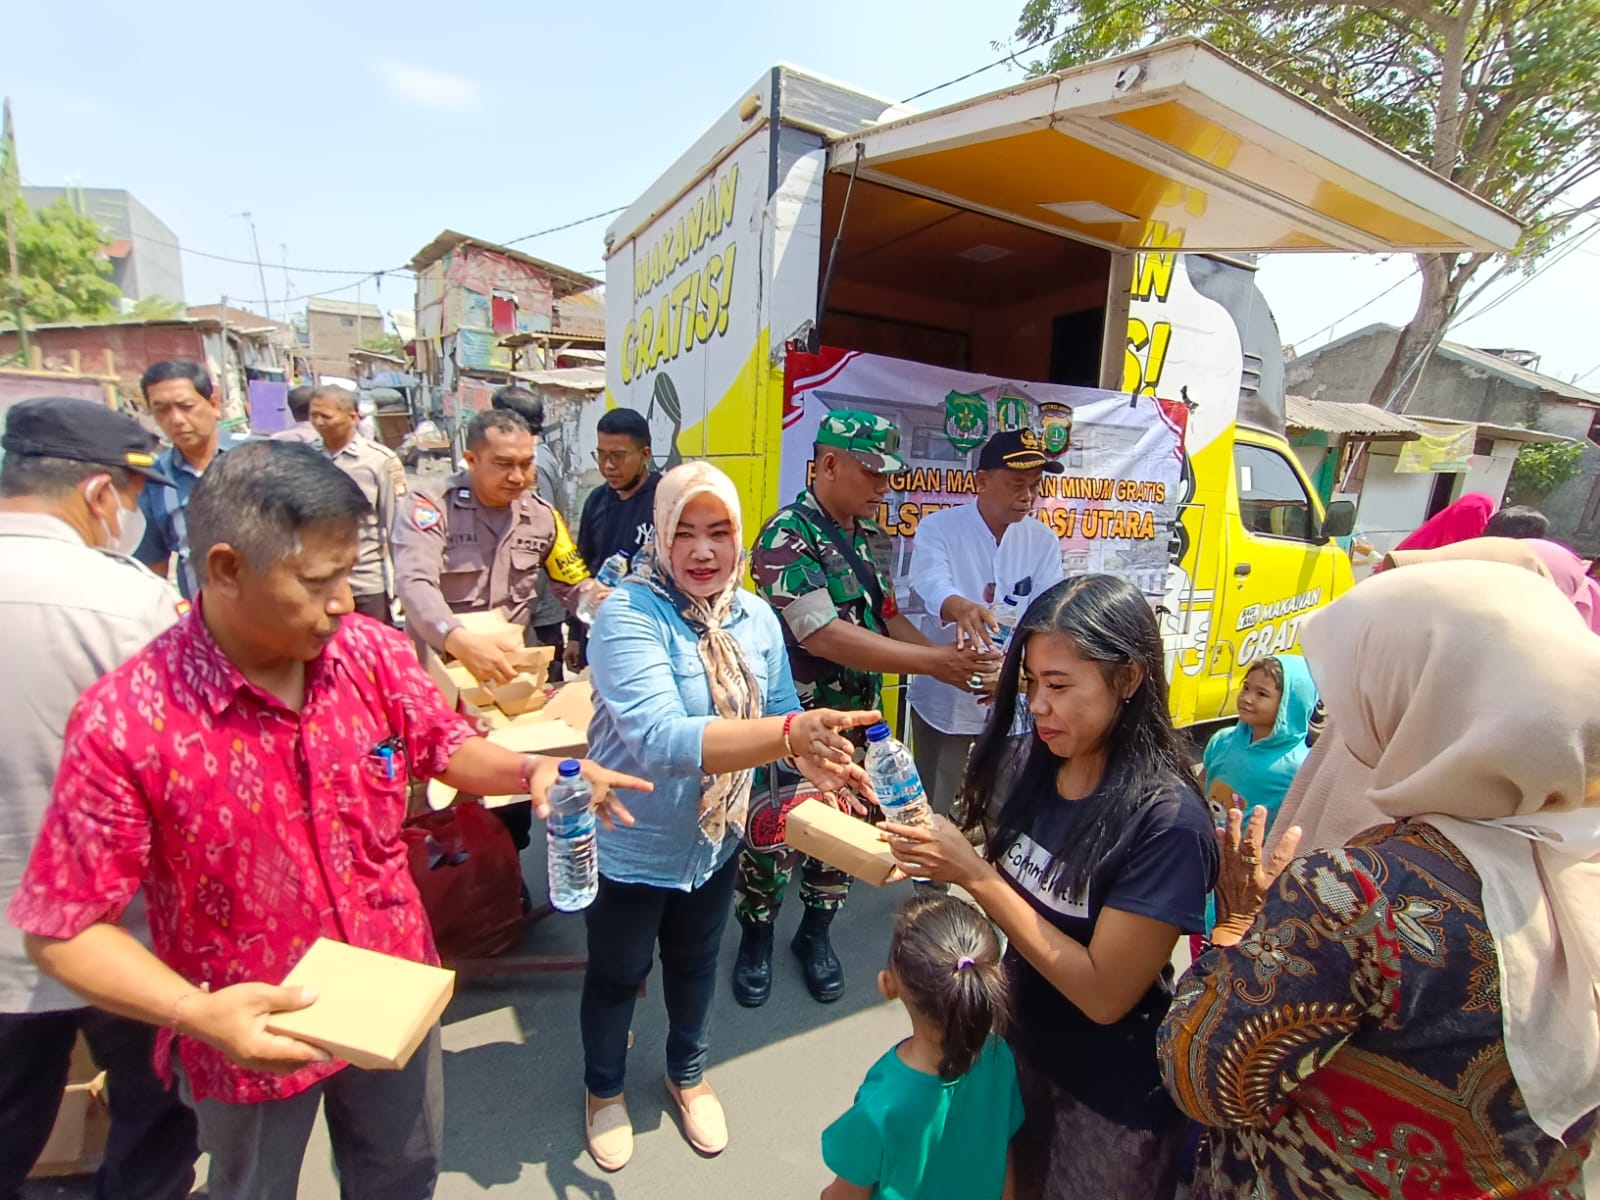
[789,708,880,801]
[1212,799,1301,946]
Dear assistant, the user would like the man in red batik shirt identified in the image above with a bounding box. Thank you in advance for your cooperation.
[9,440,648,1200]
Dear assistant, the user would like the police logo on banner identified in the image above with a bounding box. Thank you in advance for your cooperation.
[944,391,989,452]
[1039,402,1074,455]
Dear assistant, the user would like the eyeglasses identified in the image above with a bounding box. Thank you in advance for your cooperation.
[592,449,642,466]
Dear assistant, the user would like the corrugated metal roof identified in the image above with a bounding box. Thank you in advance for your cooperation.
[1300,324,1600,407]
[509,366,607,392]
[1285,395,1421,438]
[408,230,601,298]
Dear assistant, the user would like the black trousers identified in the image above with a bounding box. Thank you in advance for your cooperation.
[526,619,566,683]
[352,593,394,625]
[0,1008,197,1200]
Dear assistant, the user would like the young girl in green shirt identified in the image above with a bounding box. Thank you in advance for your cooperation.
[821,894,1023,1200]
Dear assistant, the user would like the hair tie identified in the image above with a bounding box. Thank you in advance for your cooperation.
[955,956,975,971]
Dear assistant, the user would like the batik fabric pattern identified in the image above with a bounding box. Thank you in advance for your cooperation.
[9,609,475,1105]
[1160,821,1596,1199]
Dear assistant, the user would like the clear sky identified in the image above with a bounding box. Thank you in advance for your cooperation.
[8,0,1597,390]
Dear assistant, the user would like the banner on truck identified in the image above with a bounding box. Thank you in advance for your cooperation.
[782,349,1185,617]
[606,129,767,469]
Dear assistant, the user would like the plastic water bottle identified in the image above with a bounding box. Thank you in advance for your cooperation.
[990,577,1033,650]
[991,594,1021,650]
[545,760,598,911]
[864,723,933,828]
[576,553,629,625]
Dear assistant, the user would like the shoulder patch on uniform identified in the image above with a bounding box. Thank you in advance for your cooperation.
[411,495,443,531]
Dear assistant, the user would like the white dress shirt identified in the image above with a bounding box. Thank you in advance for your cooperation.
[0,514,182,1012]
[908,502,1065,735]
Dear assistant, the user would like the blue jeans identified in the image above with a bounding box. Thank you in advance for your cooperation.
[580,854,739,1097]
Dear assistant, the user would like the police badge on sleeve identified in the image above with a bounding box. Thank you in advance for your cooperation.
[411,495,443,531]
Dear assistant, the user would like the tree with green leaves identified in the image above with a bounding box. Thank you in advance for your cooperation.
[126,295,186,321]
[1014,0,1600,410]
[0,196,122,328]
[360,331,407,358]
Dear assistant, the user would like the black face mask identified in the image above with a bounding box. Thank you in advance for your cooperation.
[617,458,651,493]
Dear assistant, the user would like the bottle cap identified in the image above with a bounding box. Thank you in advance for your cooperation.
[865,722,891,742]
[558,759,582,777]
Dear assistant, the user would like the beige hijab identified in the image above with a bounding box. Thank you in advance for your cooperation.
[1274,537,1565,852]
[1380,535,1555,578]
[629,461,763,844]
[1297,561,1600,1140]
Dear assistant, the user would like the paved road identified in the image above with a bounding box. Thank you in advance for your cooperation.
[26,847,911,1199]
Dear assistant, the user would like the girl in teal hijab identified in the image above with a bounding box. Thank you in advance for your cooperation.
[1200,654,1318,828]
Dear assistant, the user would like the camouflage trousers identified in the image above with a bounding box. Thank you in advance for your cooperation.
[734,844,851,925]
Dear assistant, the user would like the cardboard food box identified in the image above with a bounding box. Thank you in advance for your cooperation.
[30,1078,108,1178]
[264,939,455,1071]
[426,681,594,811]
[785,798,901,887]
[442,646,554,717]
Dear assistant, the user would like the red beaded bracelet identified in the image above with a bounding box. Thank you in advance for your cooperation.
[782,711,798,759]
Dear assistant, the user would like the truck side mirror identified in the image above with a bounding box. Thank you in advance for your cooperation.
[1321,500,1356,540]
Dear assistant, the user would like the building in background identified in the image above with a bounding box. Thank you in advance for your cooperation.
[305,298,385,381]
[408,230,604,423]
[1288,323,1600,554]
[0,316,292,429]
[21,187,184,305]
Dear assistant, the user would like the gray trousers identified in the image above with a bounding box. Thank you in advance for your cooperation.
[910,709,979,819]
[180,1027,443,1200]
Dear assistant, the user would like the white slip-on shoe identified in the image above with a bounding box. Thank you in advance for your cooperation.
[664,1076,728,1156]
[585,1092,633,1172]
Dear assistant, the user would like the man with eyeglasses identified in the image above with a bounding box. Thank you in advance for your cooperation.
[134,361,252,600]
[576,408,661,574]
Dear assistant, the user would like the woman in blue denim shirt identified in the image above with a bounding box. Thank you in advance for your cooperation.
[581,462,879,1172]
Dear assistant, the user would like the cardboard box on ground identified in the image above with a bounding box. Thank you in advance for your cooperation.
[29,1033,109,1179]
[421,608,593,811]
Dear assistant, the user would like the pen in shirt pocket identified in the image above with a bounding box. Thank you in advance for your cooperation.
[369,735,404,780]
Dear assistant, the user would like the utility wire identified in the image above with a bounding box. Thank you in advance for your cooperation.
[500,206,627,249]
[1291,264,1420,346]
[901,0,1143,105]
[209,205,630,311]
[1451,219,1600,328]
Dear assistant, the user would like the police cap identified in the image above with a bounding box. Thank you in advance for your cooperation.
[1,396,175,485]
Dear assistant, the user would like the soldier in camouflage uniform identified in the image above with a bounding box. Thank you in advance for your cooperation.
[734,411,997,1006]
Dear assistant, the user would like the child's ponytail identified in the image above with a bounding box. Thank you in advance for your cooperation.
[889,892,1009,1081]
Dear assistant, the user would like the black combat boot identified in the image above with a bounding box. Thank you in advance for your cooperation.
[790,906,844,1003]
[731,920,775,1007]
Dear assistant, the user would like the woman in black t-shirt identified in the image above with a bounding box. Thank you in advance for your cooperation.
[885,574,1217,1200]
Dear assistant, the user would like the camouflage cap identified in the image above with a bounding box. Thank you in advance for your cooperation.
[815,409,908,474]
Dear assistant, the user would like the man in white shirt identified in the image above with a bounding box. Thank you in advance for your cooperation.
[0,396,197,1194]
[908,429,1067,814]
